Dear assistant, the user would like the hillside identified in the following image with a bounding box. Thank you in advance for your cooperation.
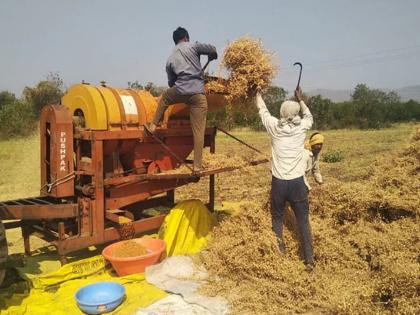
[307,85,420,102]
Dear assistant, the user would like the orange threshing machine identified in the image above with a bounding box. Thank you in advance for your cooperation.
[0,81,265,285]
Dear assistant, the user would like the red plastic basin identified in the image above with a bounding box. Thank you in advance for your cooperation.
[102,238,166,276]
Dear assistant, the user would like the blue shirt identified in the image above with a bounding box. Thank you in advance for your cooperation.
[166,41,217,95]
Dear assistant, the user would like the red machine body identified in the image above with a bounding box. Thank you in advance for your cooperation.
[0,83,228,265]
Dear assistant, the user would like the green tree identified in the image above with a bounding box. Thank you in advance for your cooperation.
[403,100,420,121]
[207,106,228,128]
[128,81,166,97]
[351,84,401,128]
[231,86,286,130]
[0,100,37,137]
[262,86,287,115]
[23,72,64,115]
[308,95,333,129]
[127,80,144,89]
[0,91,17,109]
[145,82,166,97]
[330,102,357,128]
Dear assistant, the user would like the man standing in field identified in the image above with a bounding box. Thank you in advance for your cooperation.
[255,87,315,268]
[304,132,324,190]
[146,27,218,173]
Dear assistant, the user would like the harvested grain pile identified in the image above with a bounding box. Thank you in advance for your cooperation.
[216,36,277,101]
[199,129,420,314]
[113,240,148,258]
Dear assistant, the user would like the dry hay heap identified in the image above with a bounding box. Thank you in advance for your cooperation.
[209,36,277,101]
[199,129,419,314]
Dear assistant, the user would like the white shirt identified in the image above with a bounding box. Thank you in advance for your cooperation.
[256,94,313,180]
[303,149,323,190]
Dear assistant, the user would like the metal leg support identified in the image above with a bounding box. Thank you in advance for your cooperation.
[22,225,31,256]
[167,190,175,206]
[209,135,216,211]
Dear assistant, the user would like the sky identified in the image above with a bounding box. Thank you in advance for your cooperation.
[1,0,420,96]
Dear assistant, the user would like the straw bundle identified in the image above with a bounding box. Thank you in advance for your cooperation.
[219,36,277,101]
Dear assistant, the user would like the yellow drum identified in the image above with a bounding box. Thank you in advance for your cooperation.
[62,83,228,130]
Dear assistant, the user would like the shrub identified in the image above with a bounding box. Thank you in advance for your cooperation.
[322,150,344,163]
[0,91,17,109]
[0,100,37,137]
[23,72,64,115]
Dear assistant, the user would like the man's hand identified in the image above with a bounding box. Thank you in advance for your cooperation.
[314,172,323,184]
[208,51,218,61]
[295,87,303,102]
[250,84,261,97]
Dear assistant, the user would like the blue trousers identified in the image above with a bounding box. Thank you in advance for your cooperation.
[271,176,314,264]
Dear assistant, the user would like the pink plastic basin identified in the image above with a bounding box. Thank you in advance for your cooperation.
[102,238,166,276]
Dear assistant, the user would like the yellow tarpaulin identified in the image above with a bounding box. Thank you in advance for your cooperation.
[0,254,167,315]
[0,199,216,314]
[159,199,215,256]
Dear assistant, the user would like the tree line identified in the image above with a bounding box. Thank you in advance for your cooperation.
[1,75,419,138]
[0,73,64,137]
[208,84,420,130]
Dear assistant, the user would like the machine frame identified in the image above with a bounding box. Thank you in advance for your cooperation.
[1,111,220,265]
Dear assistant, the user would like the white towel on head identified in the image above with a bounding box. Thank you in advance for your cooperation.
[279,100,301,126]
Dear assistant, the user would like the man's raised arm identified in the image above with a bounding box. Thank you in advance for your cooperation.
[295,87,313,130]
[255,93,278,134]
[194,42,218,61]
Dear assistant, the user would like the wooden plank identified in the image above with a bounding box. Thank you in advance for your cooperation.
[145,158,269,180]
[104,159,269,185]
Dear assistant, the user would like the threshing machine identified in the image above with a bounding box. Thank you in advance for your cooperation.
[0,81,265,286]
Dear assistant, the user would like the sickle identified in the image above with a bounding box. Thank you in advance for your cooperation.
[293,62,303,89]
[202,56,213,72]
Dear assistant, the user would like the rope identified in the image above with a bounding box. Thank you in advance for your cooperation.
[41,172,75,193]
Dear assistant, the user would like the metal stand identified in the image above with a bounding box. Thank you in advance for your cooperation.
[167,190,175,205]
[22,225,31,256]
[209,133,216,211]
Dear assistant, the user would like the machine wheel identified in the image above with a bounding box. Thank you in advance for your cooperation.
[0,221,8,286]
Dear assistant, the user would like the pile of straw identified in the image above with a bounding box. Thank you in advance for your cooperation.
[217,36,277,101]
[197,129,419,314]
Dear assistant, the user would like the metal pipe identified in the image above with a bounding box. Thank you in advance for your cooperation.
[216,127,264,155]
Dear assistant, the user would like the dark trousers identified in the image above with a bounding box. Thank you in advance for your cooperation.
[271,176,314,264]
[152,87,208,170]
